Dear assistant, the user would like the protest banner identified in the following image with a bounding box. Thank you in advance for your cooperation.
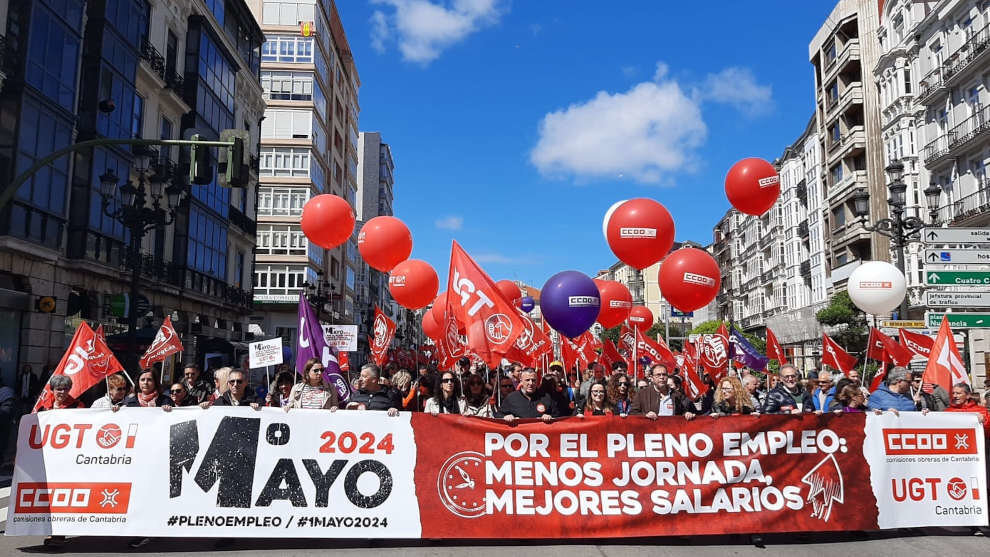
[248,338,284,369]
[323,325,359,352]
[6,410,986,538]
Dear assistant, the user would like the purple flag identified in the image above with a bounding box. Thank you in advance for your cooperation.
[729,325,768,372]
[296,293,351,402]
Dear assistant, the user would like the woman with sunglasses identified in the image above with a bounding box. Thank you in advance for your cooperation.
[285,358,339,411]
[606,372,632,416]
[575,381,613,417]
[168,382,196,407]
[121,369,173,410]
[462,373,493,418]
[425,371,465,415]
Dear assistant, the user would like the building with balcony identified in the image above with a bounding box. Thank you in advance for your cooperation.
[0,0,263,385]
[810,0,892,273]
[248,0,360,347]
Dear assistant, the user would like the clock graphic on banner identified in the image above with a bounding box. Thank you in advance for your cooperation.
[437,451,486,518]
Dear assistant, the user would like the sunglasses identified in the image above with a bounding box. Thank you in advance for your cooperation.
[170,388,185,394]
[591,390,605,395]
[782,375,797,380]
[499,384,513,389]
[310,367,324,373]
[618,382,629,386]
[228,379,244,385]
[441,378,454,383]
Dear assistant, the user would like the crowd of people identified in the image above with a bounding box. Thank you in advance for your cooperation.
[30,355,990,427]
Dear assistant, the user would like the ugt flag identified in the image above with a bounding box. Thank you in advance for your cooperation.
[370,305,397,367]
[296,293,350,402]
[138,316,184,369]
[35,322,124,412]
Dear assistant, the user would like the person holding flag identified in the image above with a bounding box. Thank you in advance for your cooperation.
[35,375,84,411]
[33,322,125,413]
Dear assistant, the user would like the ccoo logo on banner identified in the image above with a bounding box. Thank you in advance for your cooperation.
[5,411,986,538]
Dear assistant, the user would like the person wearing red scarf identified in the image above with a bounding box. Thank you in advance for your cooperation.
[944,383,989,425]
[36,375,84,411]
[120,369,174,410]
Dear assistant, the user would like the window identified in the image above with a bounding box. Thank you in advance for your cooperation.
[831,206,846,229]
[259,147,311,177]
[160,116,173,163]
[261,35,313,63]
[131,93,144,138]
[26,2,83,111]
[16,98,73,218]
[830,123,840,143]
[825,41,837,64]
[257,186,309,216]
[830,164,843,185]
[261,110,312,139]
[828,81,838,104]
[187,206,228,279]
[262,1,316,25]
[165,29,178,76]
[257,224,308,256]
[261,71,314,100]
[205,0,225,26]
[235,250,245,289]
[254,265,318,299]
[904,67,912,94]
[197,32,236,134]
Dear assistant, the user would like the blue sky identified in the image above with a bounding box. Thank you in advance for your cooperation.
[340,1,836,289]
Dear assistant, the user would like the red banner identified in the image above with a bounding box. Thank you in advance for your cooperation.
[370,306,397,367]
[34,322,124,411]
[765,327,787,365]
[414,413,893,538]
[138,316,184,369]
[923,316,970,391]
[899,328,934,358]
[822,333,857,375]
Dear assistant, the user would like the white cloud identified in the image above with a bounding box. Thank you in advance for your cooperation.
[370,0,507,64]
[530,62,773,184]
[435,216,463,230]
[370,11,389,53]
[697,67,773,116]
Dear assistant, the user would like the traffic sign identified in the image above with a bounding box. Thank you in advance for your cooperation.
[671,309,694,318]
[924,249,990,264]
[922,228,990,244]
[925,270,990,286]
[926,312,990,328]
[926,291,990,308]
[879,320,926,328]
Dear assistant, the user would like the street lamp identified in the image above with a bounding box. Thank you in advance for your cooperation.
[99,152,185,371]
[303,271,337,322]
[851,160,942,320]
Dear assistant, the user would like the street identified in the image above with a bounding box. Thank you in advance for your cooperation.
[0,529,987,556]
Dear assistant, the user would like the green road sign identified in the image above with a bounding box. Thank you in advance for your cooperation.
[925,270,990,286]
[926,312,990,328]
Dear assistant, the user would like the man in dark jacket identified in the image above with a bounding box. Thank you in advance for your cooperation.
[497,369,556,423]
[630,364,696,420]
[213,369,261,409]
[763,365,814,414]
[539,363,575,417]
[182,363,213,404]
[348,364,401,416]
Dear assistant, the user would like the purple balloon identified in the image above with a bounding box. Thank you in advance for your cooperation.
[520,296,535,313]
[540,271,600,338]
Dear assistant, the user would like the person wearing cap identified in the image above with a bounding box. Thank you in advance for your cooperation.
[496,369,557,423]
[866,366,917,413]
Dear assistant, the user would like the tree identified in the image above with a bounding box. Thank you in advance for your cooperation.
[601,325,620,345]
[815,291,868,356]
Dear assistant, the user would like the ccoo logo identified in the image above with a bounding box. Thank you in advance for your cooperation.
[619,227,657,238]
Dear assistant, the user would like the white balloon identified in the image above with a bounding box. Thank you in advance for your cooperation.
[847,261,906,315]
[602,199,628,241]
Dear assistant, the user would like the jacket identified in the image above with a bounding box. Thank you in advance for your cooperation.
[711,399,754,415]
[866,384,917,412]
[629,385,692,416]
[762,384,814,414]
[944,400,990,425]
[183,378,213,404]
[123,393,175,407]
[213,390,259,407]
[495,390,558,419]
[424,396,467,415]
[348,387,402,412]
[287,383,339,409]
[463,398,494,418]
[812,386,836,411]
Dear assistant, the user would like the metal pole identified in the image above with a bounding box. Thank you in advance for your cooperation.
[892,207,910,320]
[127,222,142,378]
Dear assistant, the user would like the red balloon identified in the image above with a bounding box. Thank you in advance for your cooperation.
[421,305,442,339]
[725,157,780,216]
[429,291,466,334]
[300,194,355,249]
[606,199,675,270]
[627,305,654,331]
[658,247,721,312]
[388,259,438,310]
[593,279,632,329]
[359,216,412,272]
[495,279,522,305]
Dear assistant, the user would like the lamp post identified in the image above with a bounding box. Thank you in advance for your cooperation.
[303,271,336,323]
[851,160,942,320]
[99,145,185,371]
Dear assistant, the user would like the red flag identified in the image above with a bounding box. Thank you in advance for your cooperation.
[898,328,934,359]
[338,351,350,372]
[869,362,887,393]
[138,316,184,369]
[561,336,580,374]
[446,241,526,367]
[600,339,624,370]
[765,327,788,365]
[869,327,913,367]
[679,353,705,399]
[822,333,857,375]
[95,324,106,342]
[922,316,970,392]
[34,322,124,412]
[698,324,730,380]
[636,328,676,369]
[575,331,598,365]
[370,306,397,367]
[505,308,553,367]
[866,327,885,361]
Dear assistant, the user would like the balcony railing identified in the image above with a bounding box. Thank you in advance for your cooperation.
[919,22,990,103]
[140,38,166,82]
[935,182,990,225]
[797,220,809,237]
[228,206,257,235]
[924,104,990,166]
